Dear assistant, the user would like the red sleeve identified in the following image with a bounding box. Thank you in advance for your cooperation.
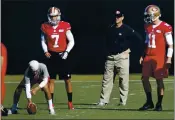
[65,22,71,31]
[41,24,46,33]
[163,23,172,34]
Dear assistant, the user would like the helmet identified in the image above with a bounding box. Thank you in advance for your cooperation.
[29,60,39,71]
[144,5,161,23]
[47,7,61,26]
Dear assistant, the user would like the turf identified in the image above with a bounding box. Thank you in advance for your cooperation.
[2,74,174,119]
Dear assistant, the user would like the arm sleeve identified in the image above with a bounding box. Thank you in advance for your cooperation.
[39,77,48,88]
[24,69,32,98]
[65,30,75,53]
[165,33,173,57]
[43,64,49,78]
[25,83,31,99]
[164,23,173,34]
[24,68,30,84]
[39,65,49,88]
[164,24,173,45]
[41,32,48,53]
[66,23,71,31]
[165,33,173,45]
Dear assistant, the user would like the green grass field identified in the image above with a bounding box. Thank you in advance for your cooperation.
[2,74,174,119]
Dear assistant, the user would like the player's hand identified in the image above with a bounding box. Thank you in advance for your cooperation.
[60,51,69,60]
[166,57,172,68]
[31,87,40,96]
[31,89,37,96]
[45,52,51,58]
[139,56,143,65]
[27,101,33,108]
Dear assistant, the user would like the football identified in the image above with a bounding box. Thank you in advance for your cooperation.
[27,103,37,115]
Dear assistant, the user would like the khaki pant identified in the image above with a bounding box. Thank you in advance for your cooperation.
[99,52,130,105]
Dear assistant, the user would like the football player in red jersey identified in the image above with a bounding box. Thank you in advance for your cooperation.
[1,42,8,116]
[41,7,75,110]
[139,5,173,111]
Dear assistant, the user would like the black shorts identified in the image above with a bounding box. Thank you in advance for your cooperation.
[46,51,72,80]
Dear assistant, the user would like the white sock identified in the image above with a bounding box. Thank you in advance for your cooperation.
[48,99,53,109]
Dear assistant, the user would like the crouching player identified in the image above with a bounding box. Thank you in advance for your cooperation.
[8,60,55,115]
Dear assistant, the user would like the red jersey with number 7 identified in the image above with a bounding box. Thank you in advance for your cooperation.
[144,21,172,57]
[41,21,71,52]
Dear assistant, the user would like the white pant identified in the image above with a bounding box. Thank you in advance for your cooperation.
[99,52,130,105]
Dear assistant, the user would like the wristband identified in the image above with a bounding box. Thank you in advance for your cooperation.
[167,48,173,57]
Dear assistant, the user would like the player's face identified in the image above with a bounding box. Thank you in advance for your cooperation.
[29,66,37,74]
[115,16,124,24]
[50,15,59,22]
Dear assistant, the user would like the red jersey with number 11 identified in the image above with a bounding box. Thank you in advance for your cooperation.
[144,21,172,57]
[41,21,71,52]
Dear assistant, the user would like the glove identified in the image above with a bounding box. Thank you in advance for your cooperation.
[45,52,51,58]
[60,51,69,60]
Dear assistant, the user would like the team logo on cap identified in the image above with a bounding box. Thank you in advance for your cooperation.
[116,11,120,14]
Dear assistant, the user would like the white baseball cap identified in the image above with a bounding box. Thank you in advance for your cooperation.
[29,60,39,71]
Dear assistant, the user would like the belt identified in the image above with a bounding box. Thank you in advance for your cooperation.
[108,51,123,55]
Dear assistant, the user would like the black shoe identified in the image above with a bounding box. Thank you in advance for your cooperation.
[1,107,8,116]
[139,102,154,111]
[154,103,162,111]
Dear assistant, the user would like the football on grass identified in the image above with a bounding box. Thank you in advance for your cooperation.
[27,103,37,115]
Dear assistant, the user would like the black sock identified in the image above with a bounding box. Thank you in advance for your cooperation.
[67,92,72,102]
[158,95,163,104]
[51,93,54,102]
[146,92,152,103]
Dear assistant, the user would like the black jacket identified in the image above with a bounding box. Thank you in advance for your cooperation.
[105,23,144,56]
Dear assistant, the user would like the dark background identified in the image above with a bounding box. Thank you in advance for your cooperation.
[2,0,174,74]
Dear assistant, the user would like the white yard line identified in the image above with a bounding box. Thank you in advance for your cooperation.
[5,80,174,84]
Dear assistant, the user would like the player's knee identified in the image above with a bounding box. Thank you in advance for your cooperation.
[49,79,55,84]
[42,87,49,93]
[64,79,71,84]
[156,80,164,89]
[43,89,51,100]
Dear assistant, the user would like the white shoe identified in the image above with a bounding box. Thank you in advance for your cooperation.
[96,102,107,106]
[8,110,12,115]
[8,108,18,114]
[49,109,55,115]
[118,102,126,106]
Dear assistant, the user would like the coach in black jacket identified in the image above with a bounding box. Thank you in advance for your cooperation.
[97,10,143,106]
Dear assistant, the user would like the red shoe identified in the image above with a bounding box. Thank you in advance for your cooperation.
[68,102,74,110]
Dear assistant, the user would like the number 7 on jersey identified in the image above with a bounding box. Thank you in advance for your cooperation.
[51,35,59,48]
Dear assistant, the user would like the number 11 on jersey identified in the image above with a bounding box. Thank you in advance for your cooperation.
[51,35,59,48]
[148,34,156,48]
